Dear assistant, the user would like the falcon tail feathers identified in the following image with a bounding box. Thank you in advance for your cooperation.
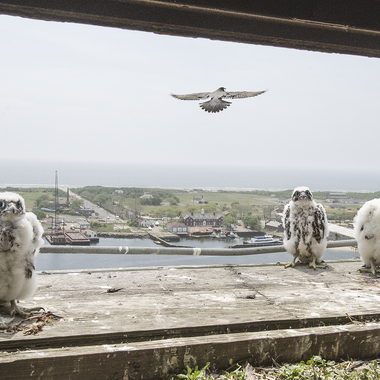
[199,99,231,113]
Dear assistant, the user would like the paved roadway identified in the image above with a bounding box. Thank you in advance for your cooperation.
[67,188,119,222]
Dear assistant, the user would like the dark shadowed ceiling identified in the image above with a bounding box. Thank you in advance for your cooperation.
[1,0,379,58]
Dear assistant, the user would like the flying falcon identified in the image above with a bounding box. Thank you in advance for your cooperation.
[0,192,44,317]
[170,87,266,113]
[354,199,380,275]
[282,186,329,270]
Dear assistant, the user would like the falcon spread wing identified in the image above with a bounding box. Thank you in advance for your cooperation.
[223,90,266,99]
[171,92,211,101]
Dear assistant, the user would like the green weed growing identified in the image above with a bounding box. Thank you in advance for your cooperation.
[170,357,380,380]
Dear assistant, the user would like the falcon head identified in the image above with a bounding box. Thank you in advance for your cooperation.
[0,192,26,219]
[292,186,313,203]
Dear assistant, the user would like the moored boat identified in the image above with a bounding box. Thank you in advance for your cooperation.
[243,235,281,246]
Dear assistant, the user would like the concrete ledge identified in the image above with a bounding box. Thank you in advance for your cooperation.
[1,259,379,379]
[2,323,380,379]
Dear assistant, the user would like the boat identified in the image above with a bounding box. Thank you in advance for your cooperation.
[45,232,67,245]
[243,235,281,246]
[226,232,237,239]
[209,232,217,238]
[82,229,100,243]
[65,231,91,246]
[46,231,91,245]
[218,232,226,239]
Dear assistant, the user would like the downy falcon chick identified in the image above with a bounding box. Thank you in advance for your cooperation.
[354,199,380,275]
[0,192,44,317]
[282,186,329,269]
[171,87,266,113]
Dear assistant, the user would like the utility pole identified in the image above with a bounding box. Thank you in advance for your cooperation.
[54,170,58,232]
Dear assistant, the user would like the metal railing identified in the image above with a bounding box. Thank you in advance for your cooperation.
[40,239,357,256]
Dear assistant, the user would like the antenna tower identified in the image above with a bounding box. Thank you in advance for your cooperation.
[54,170,58,231]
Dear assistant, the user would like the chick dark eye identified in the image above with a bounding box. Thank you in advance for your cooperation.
[0,201,5,209]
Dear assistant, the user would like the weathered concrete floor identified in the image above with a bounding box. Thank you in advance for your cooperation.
[1,259,380,379]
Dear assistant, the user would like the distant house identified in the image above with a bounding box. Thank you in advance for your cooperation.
[140,192,153,199]
[78,221,90,230]
[265,221,284,232]
[192,196,207,204]
[49,197,69,208]
[115,190,124,194]
[181,209,224,227]
[339,198,366,205]
[59,197,69,206]
[79,209,95,217]
[126,211,137,219]
[138,218,154,227]
[166,222,188,234]
[328,192,347,199]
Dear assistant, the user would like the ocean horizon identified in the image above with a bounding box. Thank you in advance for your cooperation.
[0,159,379,192]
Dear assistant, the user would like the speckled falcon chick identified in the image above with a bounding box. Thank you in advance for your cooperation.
[282,186,329,269]
[0,192,44,317]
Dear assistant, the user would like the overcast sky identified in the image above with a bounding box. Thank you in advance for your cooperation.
[1,14,380,173]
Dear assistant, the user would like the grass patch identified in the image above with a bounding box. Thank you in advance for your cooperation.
[169,357,380,379]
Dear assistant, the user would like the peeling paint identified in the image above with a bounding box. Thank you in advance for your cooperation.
[102,344,136,352]
[183,347,196,368]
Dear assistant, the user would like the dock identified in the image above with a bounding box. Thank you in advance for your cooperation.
[1,248,380,379]
[148,233,192,248]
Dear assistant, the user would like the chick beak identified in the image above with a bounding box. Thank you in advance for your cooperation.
[4,202,20,215]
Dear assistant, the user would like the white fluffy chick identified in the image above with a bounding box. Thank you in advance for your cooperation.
[0,192,44,317]
[354,199,380,275]
[282,186,329,269]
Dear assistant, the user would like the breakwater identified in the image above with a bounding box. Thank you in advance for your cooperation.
[97,231,180,241]
[97,231,149,239]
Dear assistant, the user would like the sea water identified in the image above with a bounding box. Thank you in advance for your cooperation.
[1,159,380,192]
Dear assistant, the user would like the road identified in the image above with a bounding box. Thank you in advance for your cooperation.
[67,188,120,223]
